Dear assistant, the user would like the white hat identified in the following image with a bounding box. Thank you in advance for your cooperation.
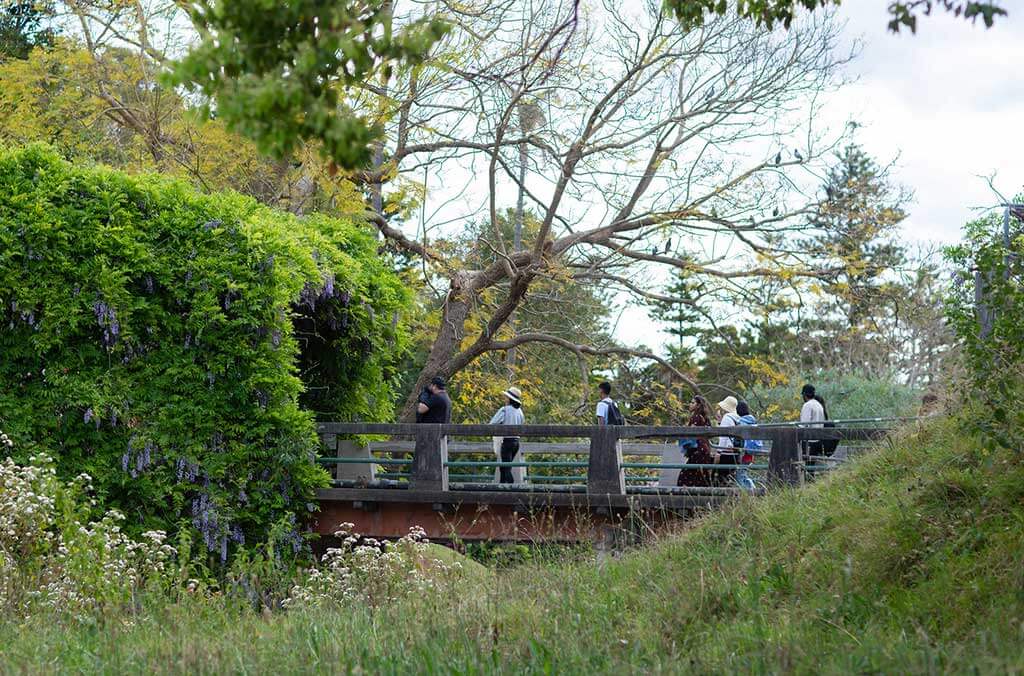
[502,387,523,405]
[717,396,738,414]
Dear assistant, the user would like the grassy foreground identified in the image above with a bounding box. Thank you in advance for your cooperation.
[3,417,1024,674]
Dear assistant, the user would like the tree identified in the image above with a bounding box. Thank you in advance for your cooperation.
[0,146,410,557]
[0,1,373,214]
[645,268,706,365]
[799,144,911,376]
[328,2,852,419]
[171,0,448,172]
[946,196,1024,451]
[0,1,56,60]
[402,208,614,423]
[662,0,1007,33]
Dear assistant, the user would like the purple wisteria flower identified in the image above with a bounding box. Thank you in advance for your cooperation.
[176,458,200,483]
[93,300,120,348]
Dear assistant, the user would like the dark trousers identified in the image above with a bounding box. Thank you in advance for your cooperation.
[499,438,520,484]
[715,452,739,484]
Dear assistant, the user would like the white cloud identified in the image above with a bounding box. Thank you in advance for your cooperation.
[625,6,1023,349]
[827,3,1024,244]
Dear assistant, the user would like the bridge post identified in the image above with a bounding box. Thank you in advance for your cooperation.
[410,426,448,491]
[336,439,376,483]
[768,428,801,486]
[587,427,625,495]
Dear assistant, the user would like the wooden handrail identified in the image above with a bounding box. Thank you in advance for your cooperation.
[318,423,891,492]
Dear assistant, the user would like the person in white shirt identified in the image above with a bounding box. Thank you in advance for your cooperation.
[800,383,828,458]
[715,396,742,481]
[490,387,525,483]
[800,384,826,425]
[716,396,742,450]
[595,381,617,425]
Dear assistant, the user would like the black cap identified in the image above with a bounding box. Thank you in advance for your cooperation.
[430,376,447,389]
[801,384,815,397]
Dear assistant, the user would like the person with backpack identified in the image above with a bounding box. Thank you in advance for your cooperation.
[489,387,525,484]
[734,400,763,491]
[714,396,742,484]
[595,381,625,425]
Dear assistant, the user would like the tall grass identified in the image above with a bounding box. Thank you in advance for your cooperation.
[2,417,1023,673]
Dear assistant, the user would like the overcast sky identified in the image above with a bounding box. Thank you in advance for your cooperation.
[826,2,1024,243]
[616,2,1024,349]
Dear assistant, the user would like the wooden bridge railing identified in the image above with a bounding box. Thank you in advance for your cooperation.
[316,423,889,494]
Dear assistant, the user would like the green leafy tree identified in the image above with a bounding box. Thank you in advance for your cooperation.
[0,1,55,61]
[170,0,448,172]
[800,144,911,376]
[946,198,1024,451]
[663,0,1007,33]
[645,268,706,366]
[0,146,409,560]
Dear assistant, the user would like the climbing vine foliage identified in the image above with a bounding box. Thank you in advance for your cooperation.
[0,146,410,560]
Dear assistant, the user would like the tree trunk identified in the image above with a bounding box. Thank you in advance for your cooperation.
[399,273,475,421]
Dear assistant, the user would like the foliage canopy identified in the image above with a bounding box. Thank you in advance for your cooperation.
[170,0,449,171]
[0,145,409,560]
[663,0,1007,33]
[945,199,1024,451]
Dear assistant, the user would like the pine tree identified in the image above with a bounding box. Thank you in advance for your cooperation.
[804,144,911,374]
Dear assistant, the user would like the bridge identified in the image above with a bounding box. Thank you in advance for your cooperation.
[313,423,888,544]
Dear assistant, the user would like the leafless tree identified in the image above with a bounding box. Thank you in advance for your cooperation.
[348,0,852,418]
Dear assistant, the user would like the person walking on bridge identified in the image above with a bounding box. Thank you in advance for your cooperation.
[800,383,831,461]
[677,395,715,487]
[714,396,742,484]
[416,376,452,424]
[489,387,525,484]
[595,381,625,425]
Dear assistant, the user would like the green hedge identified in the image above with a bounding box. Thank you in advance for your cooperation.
[0,145,409,560]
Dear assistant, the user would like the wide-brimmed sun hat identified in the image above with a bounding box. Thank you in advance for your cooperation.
[717,396,738,415]
[502,386,523,405]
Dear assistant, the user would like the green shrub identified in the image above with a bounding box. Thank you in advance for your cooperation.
[945,201,1024,451]
[0,145,409,560]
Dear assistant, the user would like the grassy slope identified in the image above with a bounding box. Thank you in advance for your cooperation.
[4,417,1024,674]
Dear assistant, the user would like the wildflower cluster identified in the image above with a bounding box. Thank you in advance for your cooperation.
[0,449,177,622]
[284,524,460,609]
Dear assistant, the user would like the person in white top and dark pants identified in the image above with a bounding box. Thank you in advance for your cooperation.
[490,387,525,483]
[800,383,828,458]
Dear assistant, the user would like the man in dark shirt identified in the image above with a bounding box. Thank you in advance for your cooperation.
[416,376,452,423]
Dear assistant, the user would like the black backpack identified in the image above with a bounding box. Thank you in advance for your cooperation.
[604,399,625,426]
